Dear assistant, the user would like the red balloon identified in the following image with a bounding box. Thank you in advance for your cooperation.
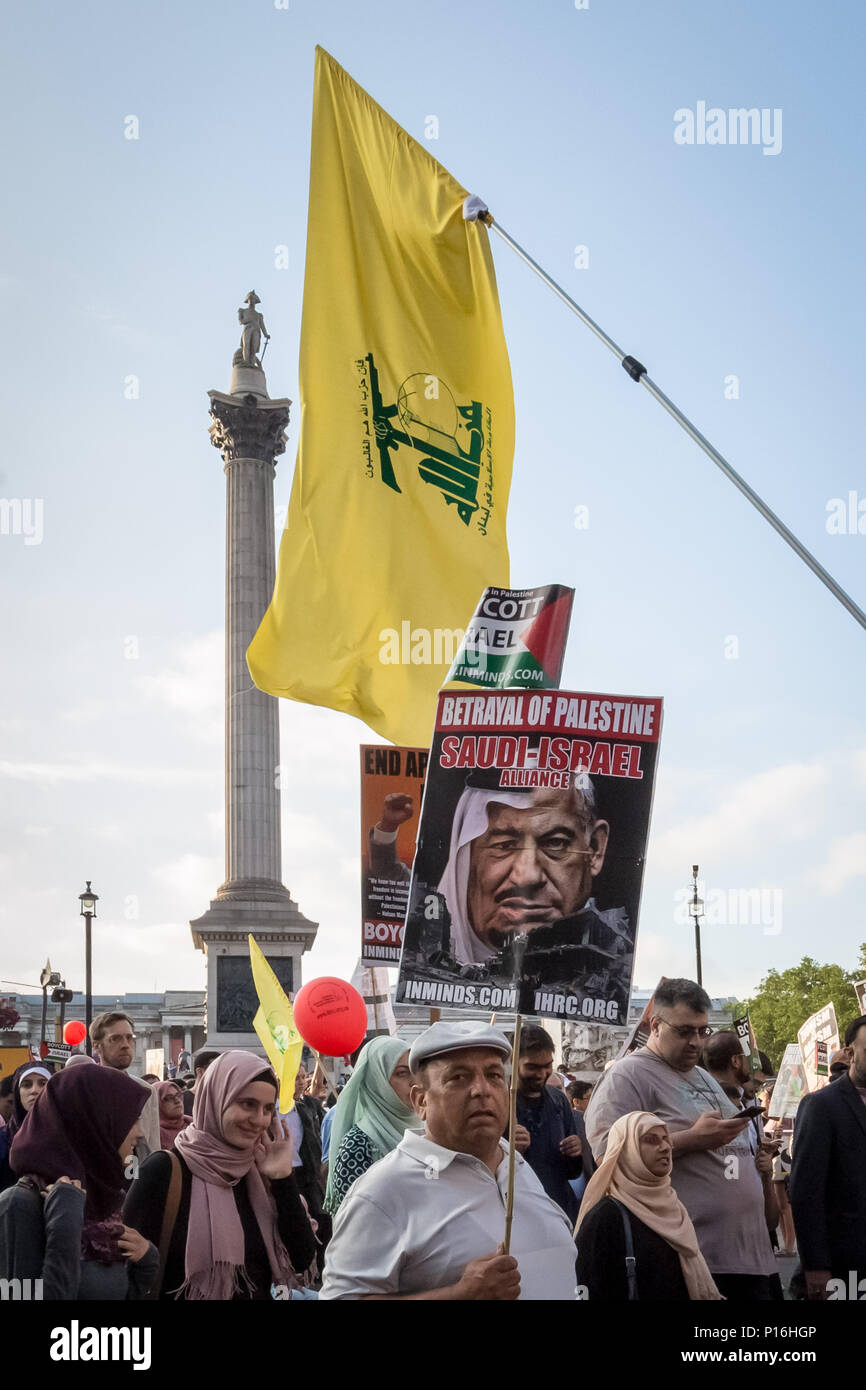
[64,1020,87,1045]
[293,977,367,1057]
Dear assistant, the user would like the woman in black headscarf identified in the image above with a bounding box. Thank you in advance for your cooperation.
[0,1063,52,1192]
[0,1064,158,1299]
[6,1063,51,1137]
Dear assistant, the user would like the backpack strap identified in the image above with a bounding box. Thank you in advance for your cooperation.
[147,1151,183,1300]
[609,1197,639,1301]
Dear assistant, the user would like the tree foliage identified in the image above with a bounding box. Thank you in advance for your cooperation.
[0,997,20,1030]
[731,955,863,1071]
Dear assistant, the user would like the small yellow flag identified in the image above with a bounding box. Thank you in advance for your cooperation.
[248,935,304,1113]
[247,47,514,745]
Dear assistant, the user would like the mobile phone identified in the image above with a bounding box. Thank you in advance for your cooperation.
[740,1104,763,1119]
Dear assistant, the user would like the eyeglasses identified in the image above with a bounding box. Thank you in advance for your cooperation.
[657,1019,713,1040]
[104,1031,136,1045]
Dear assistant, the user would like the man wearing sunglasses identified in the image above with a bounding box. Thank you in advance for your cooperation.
[584,978,778,1300]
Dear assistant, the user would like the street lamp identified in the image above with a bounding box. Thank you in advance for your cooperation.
[688,864,704,987]
[79,881,98,1055]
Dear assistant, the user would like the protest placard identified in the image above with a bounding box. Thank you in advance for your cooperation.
[445,584,574,689]
[351,960,397,1037]
[615,977,667,1060]
[732,1013,762,1073]
[854,979,866,1014]
[797,1002,840,1093]
[396,688,662,1023]
[360,745,427,965]
[145,1048,165,1078]
[768,1042,809,1119]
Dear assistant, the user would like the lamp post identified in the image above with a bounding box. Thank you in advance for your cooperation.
[79,882,98,1055]
[688,864,704,987]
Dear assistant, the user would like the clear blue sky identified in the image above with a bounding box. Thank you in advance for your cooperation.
[1,0,864,1007]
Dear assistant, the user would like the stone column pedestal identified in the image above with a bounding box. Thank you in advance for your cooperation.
[190,353,317,1049]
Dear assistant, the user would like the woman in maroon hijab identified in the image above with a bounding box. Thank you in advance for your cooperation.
[0,1065,158,1299]
[155,1080,192,1150]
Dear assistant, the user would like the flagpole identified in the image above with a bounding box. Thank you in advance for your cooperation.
[483,214,866,635]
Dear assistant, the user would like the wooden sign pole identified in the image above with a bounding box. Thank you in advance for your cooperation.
[503,1013,523,1255]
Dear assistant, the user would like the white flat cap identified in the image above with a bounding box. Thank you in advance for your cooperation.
[409,1021,512,1071]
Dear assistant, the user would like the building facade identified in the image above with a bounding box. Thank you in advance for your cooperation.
[2,991,207,1077]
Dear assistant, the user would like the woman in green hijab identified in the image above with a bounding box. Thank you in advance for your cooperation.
[324,1037,417,1215]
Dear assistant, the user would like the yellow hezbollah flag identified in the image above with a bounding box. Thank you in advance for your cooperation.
[248,935,304,1113]
[247,47,514,745]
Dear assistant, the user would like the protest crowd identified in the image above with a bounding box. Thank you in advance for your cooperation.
[2,983,865,1303]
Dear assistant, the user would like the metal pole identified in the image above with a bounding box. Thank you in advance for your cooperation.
[58,988,67,1044]
[691,864,703,988]
[486,217,866,634]
[85,915,93,1056]
[40,986,48,1052]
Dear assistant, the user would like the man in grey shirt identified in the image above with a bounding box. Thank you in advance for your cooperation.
[584,978,777,1300]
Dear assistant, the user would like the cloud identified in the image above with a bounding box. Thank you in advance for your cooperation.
[81,302,155,351]
[61,699,112,726]
[0,761,212,786]
[810,833,866,895]
[651,760,830,870]
[150,853,222,908]
[137,632,223,745]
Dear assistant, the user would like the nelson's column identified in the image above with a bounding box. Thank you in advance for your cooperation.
[191,293,317,1047]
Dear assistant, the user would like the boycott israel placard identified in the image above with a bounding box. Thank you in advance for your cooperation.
[361,745,427,965]
[445,584,574,689]
[797,1002,840,1092]
[396,688,662,1022]
[732,1013,762,1073]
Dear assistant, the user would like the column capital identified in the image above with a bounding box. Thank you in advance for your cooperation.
[207,390,291,464]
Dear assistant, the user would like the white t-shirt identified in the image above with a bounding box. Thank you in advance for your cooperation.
[320,1130,577,1300]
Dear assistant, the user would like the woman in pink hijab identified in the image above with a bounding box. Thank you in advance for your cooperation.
[123,1051,316,1299]
[155,1081,192,1150]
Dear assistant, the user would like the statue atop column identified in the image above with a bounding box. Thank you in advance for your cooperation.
[234,291,270,368]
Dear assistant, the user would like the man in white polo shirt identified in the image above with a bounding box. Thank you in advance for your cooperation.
[319,1021,577,1300]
